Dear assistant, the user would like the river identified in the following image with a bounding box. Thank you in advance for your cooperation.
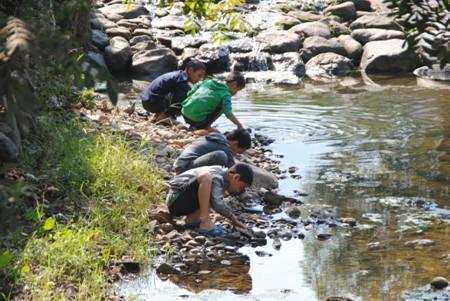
[116,75,450,300]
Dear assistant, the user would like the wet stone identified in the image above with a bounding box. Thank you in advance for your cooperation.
[286,206,301,219]
[255,250,273,257]
[160,222,174,233]
[273,237,282,250]
[156,262,181,275]
[197,270,211,275]
[367,242,385,251]
[251,238,268,247]
[430,276,449,290]
[220,260,232,266]
[194,235,206,244]
[279,230,293,240]
[340,217,357,227]
[317,233,332,241]
[253,230,267,239]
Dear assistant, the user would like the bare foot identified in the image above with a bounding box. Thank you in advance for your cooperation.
[199,218,214,231]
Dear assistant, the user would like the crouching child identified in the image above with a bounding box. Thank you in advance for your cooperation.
[166,164,253,237]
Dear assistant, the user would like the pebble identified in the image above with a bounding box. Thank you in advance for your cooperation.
[224,246,237,252]
[194,235,206,244]
[430,276,449,290]
[220,260,232,266]
[317,233,332,241]
[367,242,385,251]
[288,166,297,174]
[279,230,293,240]
[255,250,273,257]
[286,206,301,219]
[253,230,267,239]
[160,222,174,233]
[273,237,282,250]
[197,270,211,275]
[339,217,357,227]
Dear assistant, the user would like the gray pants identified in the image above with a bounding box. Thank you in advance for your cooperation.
[176,150,229,174]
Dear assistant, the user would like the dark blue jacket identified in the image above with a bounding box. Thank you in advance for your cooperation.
[140,70,190,105]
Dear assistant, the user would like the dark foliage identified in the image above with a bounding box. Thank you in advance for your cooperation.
[383,0,450,67]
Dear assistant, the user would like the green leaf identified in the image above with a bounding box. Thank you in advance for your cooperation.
[0,251,13,269]
[42,217,56,231]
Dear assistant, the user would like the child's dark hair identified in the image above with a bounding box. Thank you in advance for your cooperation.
[226,71,246,88]
[229,163,253,186]
[185,59,206,71]
[226,129,252,149]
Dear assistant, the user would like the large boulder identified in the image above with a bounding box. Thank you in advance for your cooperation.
[320,18,350,36]
[130,47,178,78]
[152,15,185,30]
[323,1,356,21]
[105,26,132,40]
[289,21,331,39]
[104,36,132,72]
[350,14,402,30]
[249,165,278,189]
[256,30,302,54]
[170,35,208,55]
[301,36,346,61]
[230,52,273,72]
[196,44,230,74]
[227,38,255,53]
[99,4,148,19]
[306,53,354,81]
[90,14,117,30]
[272,52,305,78]
[337,35,363,60]
[351,28,404,44]
[91,29,109,49]
[360,39,418,73]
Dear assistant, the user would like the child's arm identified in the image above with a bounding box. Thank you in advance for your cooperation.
[226,113,244,129]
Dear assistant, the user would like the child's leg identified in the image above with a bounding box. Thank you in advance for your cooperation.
[198,177,214,231]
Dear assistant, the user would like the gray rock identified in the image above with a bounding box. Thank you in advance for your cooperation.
[230,52,273,72]
[272,52,305,78]
[129,35,154,46]
[350,14,402,30]
[286,206,301,219]
[196,44,230,74]
[337,35,363,60]
[91,29,109,49]
[99,4,148,19]
[132,28,153,37]
[227,38,255,53]
[131,41,157,54]
[152,15,185,30]
[106,26,132,40]
[91,14,117,30]
[263,191,288,206]
[104,36,132,72]
[306,53,354,81]
[121,16,152,28]
[156,262,181,275]
[130,47,178,78]
[273,237,282,250]
[171,35,208,55]
[413,64,450,81]
[321,19,350,37]
[289,21,331,39]
[275,16,301,30]
[353,0,372,11]
[324,1,356,21]
[430,277,449,290]
[351,28,404,44]
[116,19,138,30]
[256,30,302,54]
[249,164,278,189]
[242,71,303,85]
[360,39,418,73]
[288,11,322,22]
[0,131,20,162]
[253,230,267,239]
[302,36,346,60]
[367,241,385,250]
[179,47,199,69]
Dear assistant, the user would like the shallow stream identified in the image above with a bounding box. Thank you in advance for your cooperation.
[117,76,450,300]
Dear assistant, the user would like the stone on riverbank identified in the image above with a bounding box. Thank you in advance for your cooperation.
[351,28,404,44]
[197,44,230,74]
[156,262,181,275]
[430,277,449,290]
[226,38,255,53]
[350,14,401,30]
[91,29,109,49]
[91,13,117,30]
[288,11,322,22]
[360,39,418,73]
[106,26,132,40]
[130,47,178,78]
[271,52,305,78]
[171,36,207,55]
[323,1,356,21]
[306,53,354,81]
[104,36,132,72]
[301,36,346,61]
[230,52,273,72]
[99,4,148,19]
[337,35,363,60]
[256,30,302,54]
[152,14,185,30]
[247,164,278,189]
[289,21,331,39]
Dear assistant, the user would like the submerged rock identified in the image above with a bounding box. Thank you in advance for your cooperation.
[414,65,450,82]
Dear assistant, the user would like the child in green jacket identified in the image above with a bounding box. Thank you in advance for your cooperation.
[181,72,246,132]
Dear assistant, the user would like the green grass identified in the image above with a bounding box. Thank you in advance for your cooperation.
[1,115,164,299]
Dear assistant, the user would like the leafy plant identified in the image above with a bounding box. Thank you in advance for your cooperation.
[383,0,450,67]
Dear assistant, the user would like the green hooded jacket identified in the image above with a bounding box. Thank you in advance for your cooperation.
[181,79,233,122]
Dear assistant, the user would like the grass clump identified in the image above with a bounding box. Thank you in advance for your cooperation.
[2,115,164,299]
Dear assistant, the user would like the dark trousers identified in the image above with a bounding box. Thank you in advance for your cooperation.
[176,150,229,174]
[141,94,181,117]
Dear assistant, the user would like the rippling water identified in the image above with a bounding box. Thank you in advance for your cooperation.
[117,76,450,301]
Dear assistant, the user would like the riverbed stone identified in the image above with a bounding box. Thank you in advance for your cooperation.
[227,38,254,53]
[350,14,402,30]
[302,36,346,61]
[289,21,331,39]
[351,28,404,44]
[286,206,301,219]
[171,35,208,55]
[152,14,185,30]
[337,34,363,60]
[324,1,357,21]
[320,18,350,37]
[273,237,282,250]
[430,277,449,290]
[104,36,132,72]
[360,39,418,73]
[131,40,157,54]
[99,4,148,19]
[129,35,154,46]
[91,14,117,30]
[271,52,306,78]
[196,44,230,74]
[288,11,322,22]
[256,30,302,54]
[132,28,153,37]
[156,262,181,275]
[242,71,302,85]
[130,47,178,78]
[306,53,354,81]
[413,64,450,81]
[230,52,273,72]
[106,26,132,40]
[275,16,301,30]
[91,29,109,49]
[116,19,138,30]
